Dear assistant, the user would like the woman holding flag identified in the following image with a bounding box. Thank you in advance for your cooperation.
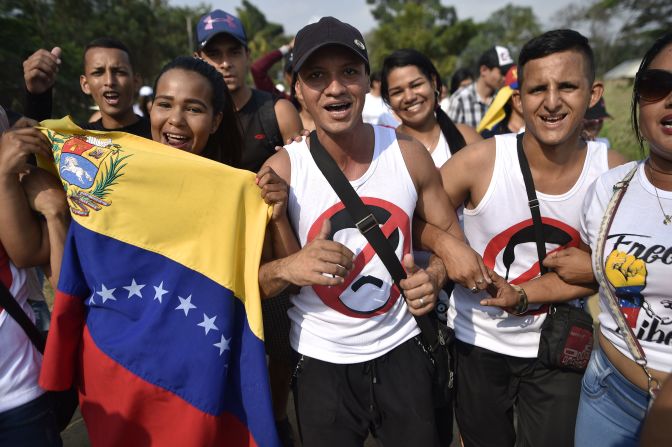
[0,55,294,446]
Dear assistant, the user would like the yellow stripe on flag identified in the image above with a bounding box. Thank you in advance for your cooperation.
[39,117,271,339]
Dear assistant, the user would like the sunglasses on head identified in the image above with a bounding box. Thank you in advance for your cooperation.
[635,69,672,102]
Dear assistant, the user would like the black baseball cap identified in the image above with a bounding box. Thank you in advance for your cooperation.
[585,98,612,120]
[292,17,369,74]
[478,45,515,74]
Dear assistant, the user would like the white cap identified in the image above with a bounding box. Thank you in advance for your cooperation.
[139,86,154,97]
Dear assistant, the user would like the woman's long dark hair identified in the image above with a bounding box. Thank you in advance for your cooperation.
[153,56,243,167]
[632,32,672,155]
[380,49,466,154]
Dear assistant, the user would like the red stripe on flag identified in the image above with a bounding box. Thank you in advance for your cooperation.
[78,326,258,447]
[40,291,86,391]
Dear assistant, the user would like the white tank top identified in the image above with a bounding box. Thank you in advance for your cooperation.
[582,162,672,372]
[430,130,451,167]
[0,247,45,413]
[447,133,609,357]
[286,125,420,363]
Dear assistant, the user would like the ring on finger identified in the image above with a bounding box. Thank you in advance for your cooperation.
[470,286,479,293]
[476,278,485,285]
[419,297,425,307]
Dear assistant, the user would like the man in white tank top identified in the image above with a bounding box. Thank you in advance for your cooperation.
[259,17,490,447]
[420,30,627,446]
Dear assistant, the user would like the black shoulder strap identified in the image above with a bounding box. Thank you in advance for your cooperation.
[516,133,549,275]
[307,130,438,347]
[0,281,46,353]
[255,90,284,149]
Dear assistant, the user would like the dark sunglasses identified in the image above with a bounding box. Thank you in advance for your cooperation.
[635,69,672,102]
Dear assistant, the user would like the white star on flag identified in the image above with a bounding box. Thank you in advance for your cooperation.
[153,282,169,303]
[175,295,196,316]
[197,313,219,335]
[96,284,116,303]
[123,278,145,299]
[214,335,231,356]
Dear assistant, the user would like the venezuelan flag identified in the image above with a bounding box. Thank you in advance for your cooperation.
[38,117,278,447]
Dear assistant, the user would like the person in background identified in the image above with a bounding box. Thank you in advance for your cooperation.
[134,85,154,118]
[22,38,151,139]
[381,49,481,168]
[440,67,474,113]
[477,65,525,138]
[449,67,475,96]
[250,38,294,102]
[362,70,400,127]
[250,40,317,133]
[194,9,302,172]
[446,46,514,128]
[582,97,612,148]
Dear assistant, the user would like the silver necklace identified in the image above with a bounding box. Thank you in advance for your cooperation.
[647,162,672,225]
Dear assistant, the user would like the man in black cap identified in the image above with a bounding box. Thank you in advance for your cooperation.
[195,9,302,172]
[260,16,489,447]
[447,45,515,128]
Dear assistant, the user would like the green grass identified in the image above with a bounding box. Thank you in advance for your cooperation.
[601,79,642,161]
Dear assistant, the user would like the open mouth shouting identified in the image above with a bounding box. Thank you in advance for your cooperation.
[102,91,121,106]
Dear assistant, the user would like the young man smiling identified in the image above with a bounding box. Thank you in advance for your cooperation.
[261,17,488,447]
[422,30,628,446]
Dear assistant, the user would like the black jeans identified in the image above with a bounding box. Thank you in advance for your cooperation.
[0,393,62,447]
[455,340,583,447]
[293,337,440,447]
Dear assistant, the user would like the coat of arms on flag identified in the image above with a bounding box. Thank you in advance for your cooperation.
[46,130,131,217]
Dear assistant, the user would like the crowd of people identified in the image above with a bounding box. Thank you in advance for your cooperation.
[0,8,670,447]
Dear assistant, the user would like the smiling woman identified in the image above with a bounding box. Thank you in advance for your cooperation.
[380,49,481,168]
[150,56,243,167]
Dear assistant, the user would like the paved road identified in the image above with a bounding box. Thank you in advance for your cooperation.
[61,397,460,446]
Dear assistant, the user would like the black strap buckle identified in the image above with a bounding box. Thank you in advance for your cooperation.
[528,198,540,209]
[356,213,379,234]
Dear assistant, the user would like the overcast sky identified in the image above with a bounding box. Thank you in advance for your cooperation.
[171,0,575,35]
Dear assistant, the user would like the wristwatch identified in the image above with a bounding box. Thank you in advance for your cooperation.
[509,285,529,316]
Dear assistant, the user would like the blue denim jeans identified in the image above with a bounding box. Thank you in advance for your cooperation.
[574,346,650,447]
[0,393,62,447]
